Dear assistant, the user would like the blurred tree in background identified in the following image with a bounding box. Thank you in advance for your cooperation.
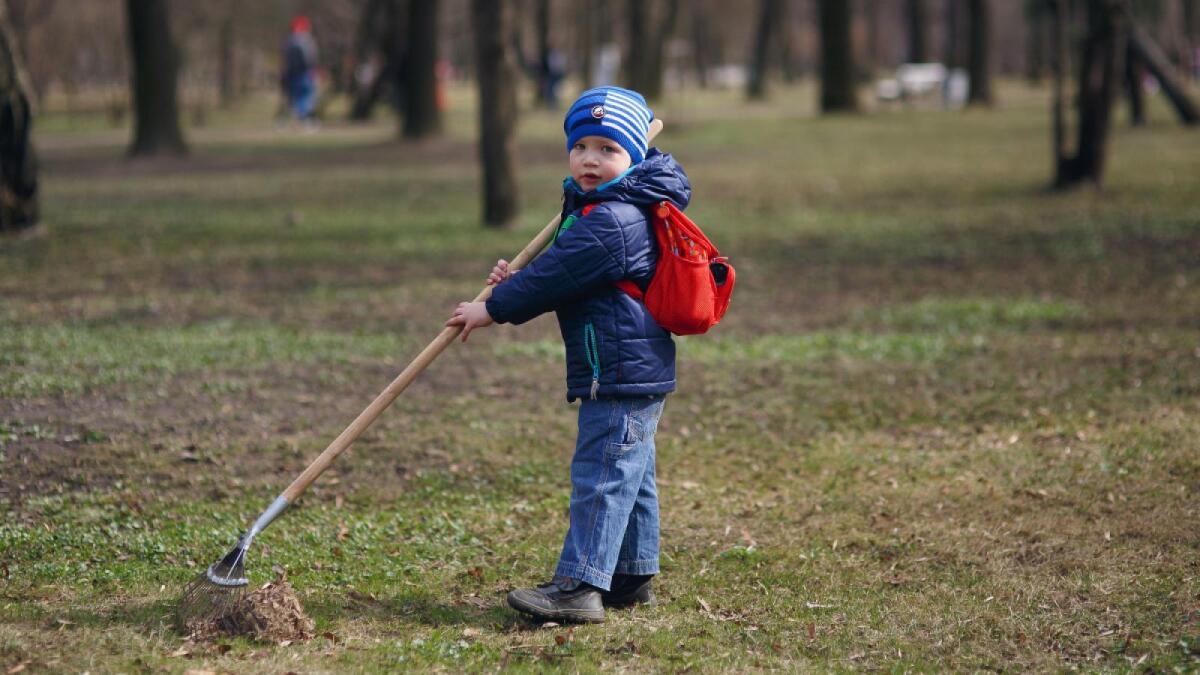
[817,0,858,112]
[125,0,186,155]
[625,0,679,101]
[401,0,441,138]
[967,0,993,105]
[907,0,929,62]
[0,0,37,231]
[472,0,519,228]
[747,0,786,100]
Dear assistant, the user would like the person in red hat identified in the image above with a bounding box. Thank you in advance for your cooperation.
[281,15,319,126]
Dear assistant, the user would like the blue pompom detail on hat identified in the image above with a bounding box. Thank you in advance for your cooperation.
[565,86,653,165]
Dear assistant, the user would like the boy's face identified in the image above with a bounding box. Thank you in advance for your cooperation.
[570,136,632,192]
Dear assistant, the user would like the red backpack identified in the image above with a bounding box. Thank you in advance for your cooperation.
[603,201,735,335]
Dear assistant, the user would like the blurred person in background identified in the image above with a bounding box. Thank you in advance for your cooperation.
[281,15,319,129]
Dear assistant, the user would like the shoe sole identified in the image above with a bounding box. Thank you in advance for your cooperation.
[507,594,606,624]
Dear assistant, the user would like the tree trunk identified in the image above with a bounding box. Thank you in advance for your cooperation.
[1026,0,1047,83]
[1127,22,1200,124]
[1055,0,1124,188]
[1185,0,1198,46]
[945,0,965,69]
[0,0,38,232]
[1051,0,1070,179]
[126,0,186,156]
[402,0,441,138]
[472,0,519,228]
[349,0,400,122]
[579,1,596,88]
[626,0,680,100]
[866,0,883,75]
[747,0,785,99]
[967,0,993,105]
[817,0,858,112]
[1124,40,1145,125]
[217,14,235,108]
[907,0,929,62]
[533,0,550,106]
[691,0,712,87]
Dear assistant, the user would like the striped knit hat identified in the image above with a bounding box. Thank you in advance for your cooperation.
[564,86,654,165]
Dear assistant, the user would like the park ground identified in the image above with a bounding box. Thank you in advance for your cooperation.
[1,83,1199,672]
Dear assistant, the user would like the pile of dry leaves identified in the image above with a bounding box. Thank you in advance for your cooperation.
[182,579,315,643]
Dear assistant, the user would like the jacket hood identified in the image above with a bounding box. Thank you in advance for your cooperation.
[564,148,692,211]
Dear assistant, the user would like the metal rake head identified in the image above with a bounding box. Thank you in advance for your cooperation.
[175,541,250,631]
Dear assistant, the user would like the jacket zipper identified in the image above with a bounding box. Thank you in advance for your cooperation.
[584,322,600,400]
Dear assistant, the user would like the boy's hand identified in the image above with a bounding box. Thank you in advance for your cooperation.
[486,259,515,286]
[445,301,494,342]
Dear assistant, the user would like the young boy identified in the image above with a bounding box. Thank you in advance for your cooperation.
[445,86,690,623]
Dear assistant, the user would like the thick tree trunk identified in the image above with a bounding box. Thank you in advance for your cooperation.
[817,0,858,112]
[472,0,519,228]
[126,0,186,156]
[1127,22,1200,124]
[402,0,441,138]
[0,0,38,232]
[907,0,929,62]
[1055,0,1124,188]
[747,0,785,99]
[945,0,965,69]
[1124,40,1145,125]
[967,0,993,105]
[626,0,680,100]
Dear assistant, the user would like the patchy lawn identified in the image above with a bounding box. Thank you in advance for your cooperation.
[1,84,1198,672]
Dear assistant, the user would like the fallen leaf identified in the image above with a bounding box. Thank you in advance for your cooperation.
[336,522,349,542]
[168,647,191,658]
[697,597,712,613]
[323,631,339,643]
[554,634,567,646]
[807,622,815,640]
[7,662,30,674]
[462,627,482,638]
[278,640,293,647]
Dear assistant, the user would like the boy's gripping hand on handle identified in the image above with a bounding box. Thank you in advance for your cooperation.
[445,259,514,341]
[445,301,493,342]
[487,259,514,286]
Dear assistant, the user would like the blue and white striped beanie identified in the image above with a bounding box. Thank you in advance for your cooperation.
[564,86,654,165]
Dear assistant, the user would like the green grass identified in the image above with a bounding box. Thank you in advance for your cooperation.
[1,81,1198,672]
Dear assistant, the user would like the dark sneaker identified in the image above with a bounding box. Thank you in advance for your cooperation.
[507,581,606,624]
[602,574,655,608]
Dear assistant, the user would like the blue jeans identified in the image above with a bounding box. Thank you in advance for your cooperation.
[555,395,665,591]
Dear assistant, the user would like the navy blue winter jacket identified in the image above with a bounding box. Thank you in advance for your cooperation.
[485,148,692,401]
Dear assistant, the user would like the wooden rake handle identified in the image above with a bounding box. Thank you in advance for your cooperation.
[281,119,665,502]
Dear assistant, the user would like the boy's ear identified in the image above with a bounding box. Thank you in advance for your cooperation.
[648,119,664,143]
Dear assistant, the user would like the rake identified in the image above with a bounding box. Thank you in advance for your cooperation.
[177,120,666,629]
